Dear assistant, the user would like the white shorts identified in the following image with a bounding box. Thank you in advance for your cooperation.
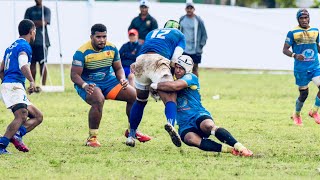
[0,83,32,109]
[134,54,173,90]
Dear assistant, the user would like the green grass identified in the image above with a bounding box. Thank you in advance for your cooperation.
[1,66,320,179]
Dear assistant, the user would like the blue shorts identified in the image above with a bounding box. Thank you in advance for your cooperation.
[294,68,320,86]
[178,115,213,141]
[74,75,122,101]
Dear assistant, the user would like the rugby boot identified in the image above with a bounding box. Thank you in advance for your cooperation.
[125,137,136,147]
[308,110,320,124]
[10,134,29,152]
[124,129,151,142]
[291,114,303,126]
[239,148,253,157]
[0,148,11,155]
[164,123,182,147]
[85,136,101,147]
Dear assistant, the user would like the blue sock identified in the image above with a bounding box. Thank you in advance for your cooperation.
[165,101,177,126]
[129,100,147,137]
[295,98,304,112]
[0,136,10,149]
[17,126,27,137]
[315,96,320,107]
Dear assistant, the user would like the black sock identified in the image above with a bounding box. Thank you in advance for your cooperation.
[199,139,222,152]
[215,128,237,147]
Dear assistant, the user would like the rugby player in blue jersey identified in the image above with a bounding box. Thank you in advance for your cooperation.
[126,20,185,147]
[150,55,253,156]
[283,9,320,126]
[0,19,44,154]
[71,24,151,147]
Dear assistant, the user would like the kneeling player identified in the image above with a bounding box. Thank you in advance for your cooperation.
[150,55,253,156]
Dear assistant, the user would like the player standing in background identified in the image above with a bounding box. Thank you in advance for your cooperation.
[71,24,150,147]
[128,0,158,45]
[150,55,253,157]
[125,20,185,147]
[0,19,43,154]
[283,9,320,126]
[24,0,51,89]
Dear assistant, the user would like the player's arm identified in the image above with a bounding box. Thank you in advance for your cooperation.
[283,43,304,61]
[151,79,188,92]
[113,61,128,89]
[19,52,35,91]
[70,65,95,95]
[171,33,186,62]
[0,60,4,81]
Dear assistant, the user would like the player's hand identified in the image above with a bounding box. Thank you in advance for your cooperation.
[130,63,136,74]
[120,79,128,89]
[84,83,95,95]
[27,82,35,94]
[295,54,305,61]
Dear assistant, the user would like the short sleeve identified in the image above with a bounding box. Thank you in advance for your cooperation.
[72,51,85,67]
[181,74,197,87]
[177,32,186,50]
[285,31,294,46]
[113,47,120,62]
[17,43,32,62]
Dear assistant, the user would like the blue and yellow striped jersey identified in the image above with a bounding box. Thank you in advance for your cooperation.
[285,26,320,72]
[72,41,120,83]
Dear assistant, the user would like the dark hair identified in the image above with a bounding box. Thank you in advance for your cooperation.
[18,19,35,36]
[91,24,107,35]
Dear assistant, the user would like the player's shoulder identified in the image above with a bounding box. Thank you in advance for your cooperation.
[77,41,92,53]
[182,73,198,81]
[105,41,116,49]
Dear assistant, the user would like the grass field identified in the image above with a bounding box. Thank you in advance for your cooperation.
[1,65,320,179]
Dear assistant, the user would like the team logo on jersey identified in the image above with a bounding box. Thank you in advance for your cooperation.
[177,96,188,108]
[302,49,315,61]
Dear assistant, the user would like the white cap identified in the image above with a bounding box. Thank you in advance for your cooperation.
[140,0,149,7]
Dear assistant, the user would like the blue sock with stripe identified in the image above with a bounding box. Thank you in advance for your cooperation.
[129,100,147,138]
[165,101,177,126]
[0,136,10,149]
[16,126,27,137]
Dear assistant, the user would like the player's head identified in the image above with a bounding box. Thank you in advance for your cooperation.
[296,9,310,28]
[174,55,194,78]
[18,19,36,43]
[164,20,180,30]
[90,23,107,50]
[128,28,138,42]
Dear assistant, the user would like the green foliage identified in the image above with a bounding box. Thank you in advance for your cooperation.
[276,0,296,8]
[1,66,320,178]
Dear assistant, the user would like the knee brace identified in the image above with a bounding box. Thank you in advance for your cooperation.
[298,88,309,102]
[11,103,27,113]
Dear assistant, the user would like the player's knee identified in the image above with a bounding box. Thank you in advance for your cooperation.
[35,111,44,124]
[183,133,198,147]
[298,88,309,102]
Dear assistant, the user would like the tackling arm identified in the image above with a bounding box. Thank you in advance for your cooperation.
[153,80,188,92]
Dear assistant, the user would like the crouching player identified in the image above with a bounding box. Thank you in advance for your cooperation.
[150,55,253,156]
[0,19,43,154]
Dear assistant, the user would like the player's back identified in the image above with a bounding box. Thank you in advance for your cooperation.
[139,28,186,60]
[2,38,32,85]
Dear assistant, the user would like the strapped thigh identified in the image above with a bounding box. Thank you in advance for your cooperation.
[11,103,27,113]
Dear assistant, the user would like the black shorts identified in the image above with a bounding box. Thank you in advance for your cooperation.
[31,45,48,65]
[182,52,202,64]
[180,115,213,141]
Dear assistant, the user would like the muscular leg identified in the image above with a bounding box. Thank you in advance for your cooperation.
[114,85,136,120]
[23,105,43,132]
[86,87,105,135]
[40,63,47,86]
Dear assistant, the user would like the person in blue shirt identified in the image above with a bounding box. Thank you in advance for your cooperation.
[283,9,320,126]
[119,28,141,86]
[71,24,150,147]
[126,20,186,147]
[150,55,253,157]
[0,19,43,154]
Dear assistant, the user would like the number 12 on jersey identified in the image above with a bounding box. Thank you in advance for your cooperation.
[150,29,171,39]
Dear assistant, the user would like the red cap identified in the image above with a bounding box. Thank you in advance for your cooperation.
[128,28,138,36]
